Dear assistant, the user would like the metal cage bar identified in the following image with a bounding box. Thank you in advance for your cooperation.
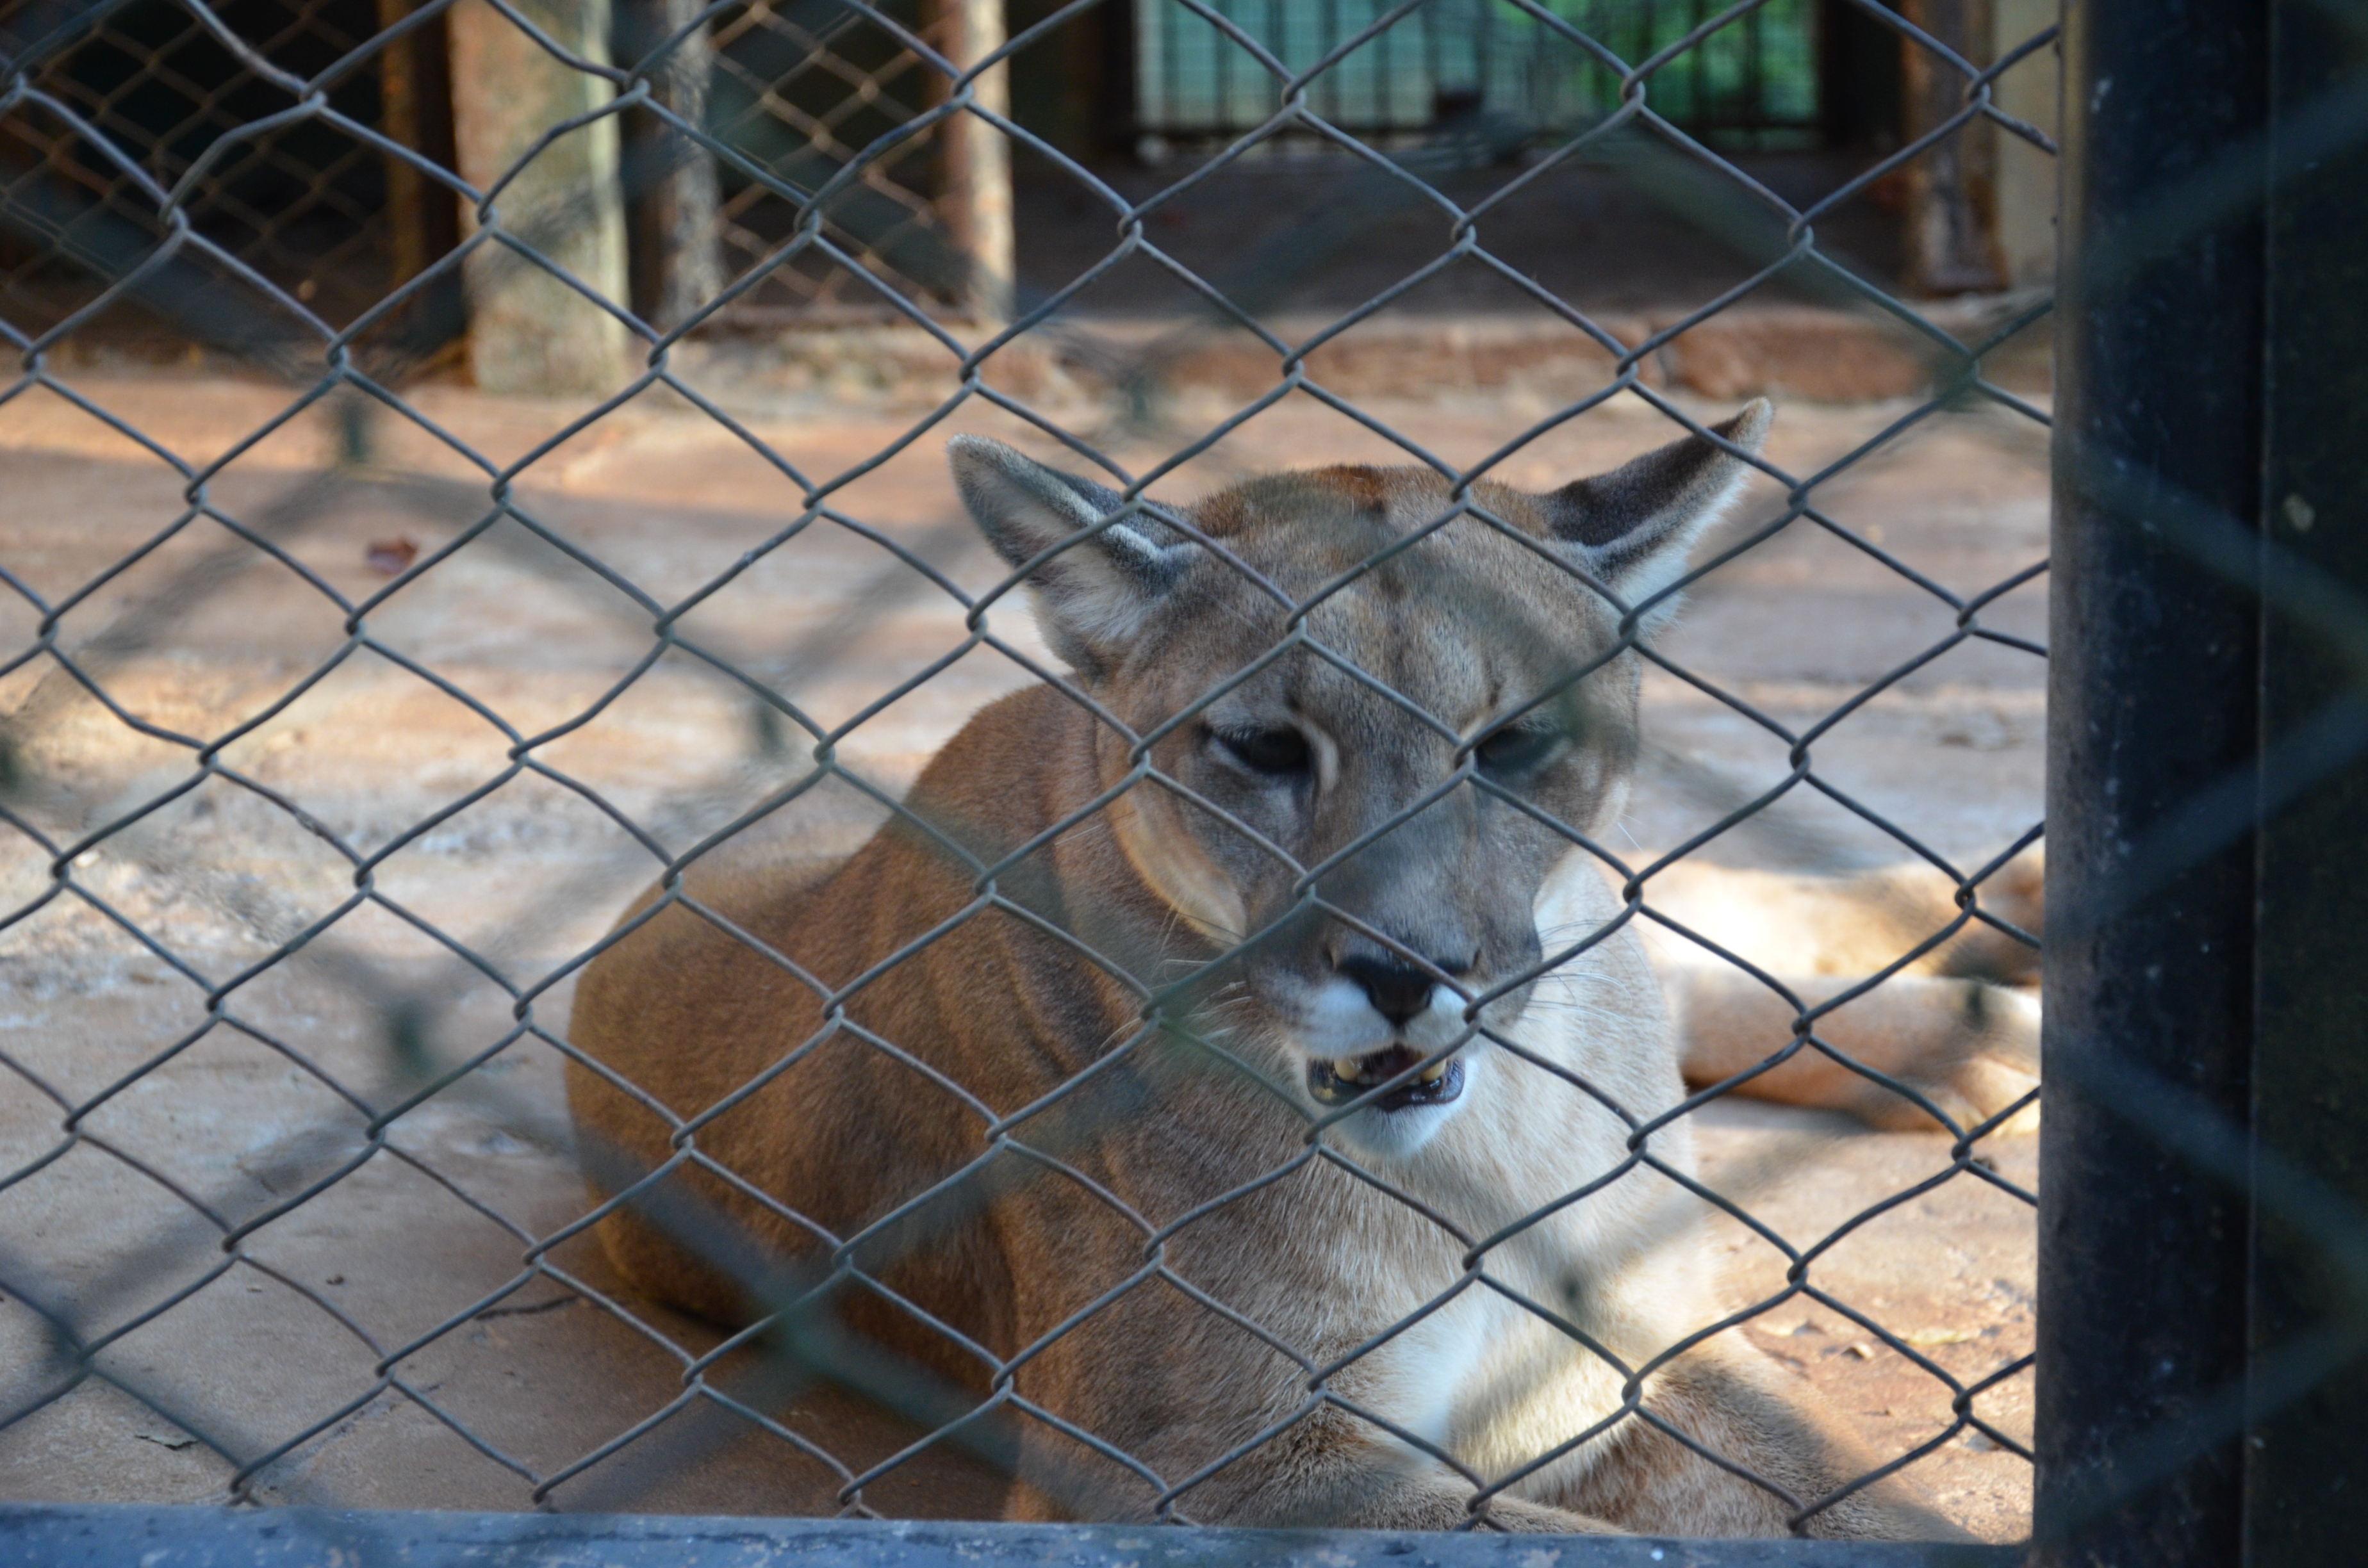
[2036,0,2368,1560]
[0,1501,2025,1565]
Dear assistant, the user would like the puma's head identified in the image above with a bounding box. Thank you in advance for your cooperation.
[948,403,1771,1156]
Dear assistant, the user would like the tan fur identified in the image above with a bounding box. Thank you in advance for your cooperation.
[566,416,1973,1539]
[1647,854,2044,1132]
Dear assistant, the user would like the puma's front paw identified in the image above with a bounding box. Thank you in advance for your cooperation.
[1471,1495,1624,1535]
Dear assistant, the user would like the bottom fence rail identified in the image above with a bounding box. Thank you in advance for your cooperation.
[0,1503,2026,1568]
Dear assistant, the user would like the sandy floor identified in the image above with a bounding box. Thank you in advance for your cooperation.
[0,364,2047,1537]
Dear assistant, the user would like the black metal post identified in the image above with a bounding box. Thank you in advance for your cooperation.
[2245,0,2368,1555]
[2036,0,2271,1564]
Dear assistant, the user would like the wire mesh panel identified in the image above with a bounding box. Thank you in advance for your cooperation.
[0,0,2064,1545]
[0,0,995,339]
[0,0,397,332]
[705,0,980,320]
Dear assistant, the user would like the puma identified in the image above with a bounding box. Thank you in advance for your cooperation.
[1652,853,2041,1134]
[566,404,1986,1539]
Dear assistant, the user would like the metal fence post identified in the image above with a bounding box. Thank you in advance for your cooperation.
[2245,0,2368,1553]
[2036,0,2270,1564]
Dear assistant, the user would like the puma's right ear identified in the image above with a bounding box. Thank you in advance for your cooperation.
[948,436,1193,677]
[1542,399,1773,628]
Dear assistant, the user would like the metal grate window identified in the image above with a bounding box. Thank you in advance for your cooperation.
[1132,0,1821,147]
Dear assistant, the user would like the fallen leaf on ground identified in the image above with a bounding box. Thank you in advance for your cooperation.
[365,537,418,575]
[1903,1327,1977,1346]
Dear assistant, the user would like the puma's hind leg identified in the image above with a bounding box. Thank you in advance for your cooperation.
[1670,967,2040,1133]
[1556,1338,1974,1540]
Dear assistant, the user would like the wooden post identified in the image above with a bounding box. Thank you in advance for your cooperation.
[1900,0,2006,295]
[1092,0,1137,159]
[445,0,631,395]
[618,0,725,334]
[374,0,463,361]
[376,0,431,288]
[931,0,1014,324]
[1817,0,1903,152]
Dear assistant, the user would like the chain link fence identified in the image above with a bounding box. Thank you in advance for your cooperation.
[0,0,2084,1544]
[0,0,1008,339]
[699,0,998,322]
[0,0,402,334]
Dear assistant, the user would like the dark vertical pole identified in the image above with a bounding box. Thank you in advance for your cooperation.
[1093,0,1137,158]
[2246,0,2368,1556]
[1816,0,1902,154]
[618,0,725,334]
[2036,0,2269,1565]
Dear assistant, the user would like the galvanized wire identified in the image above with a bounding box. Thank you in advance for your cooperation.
[0,0,2088,1543]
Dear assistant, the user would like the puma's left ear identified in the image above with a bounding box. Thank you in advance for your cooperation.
[1542,398,1773,628]
[948,434,1194,679]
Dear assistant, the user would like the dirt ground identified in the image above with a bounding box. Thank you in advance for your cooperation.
[0,362,2047,1537]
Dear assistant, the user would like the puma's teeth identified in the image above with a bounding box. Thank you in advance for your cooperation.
[1305,1049,1465,1110]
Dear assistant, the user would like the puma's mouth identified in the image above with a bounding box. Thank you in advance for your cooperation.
[1306,1045,1465,1112]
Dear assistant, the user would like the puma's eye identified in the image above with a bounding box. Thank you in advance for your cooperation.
[1474,724,1560,776]
[1212,725,1311,777]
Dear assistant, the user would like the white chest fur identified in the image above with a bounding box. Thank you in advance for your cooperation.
[1303,849,1718,1492]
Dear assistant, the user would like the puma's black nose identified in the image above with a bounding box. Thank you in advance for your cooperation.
[1336,954,1445,1028]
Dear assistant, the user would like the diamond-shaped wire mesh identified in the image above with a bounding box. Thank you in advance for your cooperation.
[1,0,397,331]
[706,0,960,318]
[0,0,2055,1540]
